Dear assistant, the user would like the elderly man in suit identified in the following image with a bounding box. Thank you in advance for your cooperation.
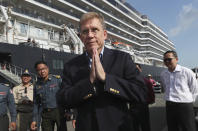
[57,12,147,131]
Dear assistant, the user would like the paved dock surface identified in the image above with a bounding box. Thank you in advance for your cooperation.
[66,121,74,131]
[150,93,167,131]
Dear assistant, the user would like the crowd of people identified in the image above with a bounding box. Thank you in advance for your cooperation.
[0,12,198,131]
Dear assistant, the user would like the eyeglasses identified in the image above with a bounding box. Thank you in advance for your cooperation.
[163,58,175,63]
[81,28,100,36]
[37,67,47,72]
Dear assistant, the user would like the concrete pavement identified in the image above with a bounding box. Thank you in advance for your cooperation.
[150,93,167,131]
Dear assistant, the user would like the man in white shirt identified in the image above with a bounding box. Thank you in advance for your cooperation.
[161,50,198,131]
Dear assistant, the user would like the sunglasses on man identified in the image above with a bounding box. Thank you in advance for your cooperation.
[163,58,175,63]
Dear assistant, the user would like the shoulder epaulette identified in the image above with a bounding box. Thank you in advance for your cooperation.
[53,75,61,79]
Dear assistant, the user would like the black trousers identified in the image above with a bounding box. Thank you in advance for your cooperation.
[41,108,67,131]
[0,114,9,131]
[90,111,99,131]
[166,101,196,131]
[130,104,151,131]
[17,112,32,131]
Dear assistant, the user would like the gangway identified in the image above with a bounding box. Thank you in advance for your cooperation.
[0,63,37,86]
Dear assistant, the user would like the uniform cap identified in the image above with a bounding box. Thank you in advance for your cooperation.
[22,69,30,76]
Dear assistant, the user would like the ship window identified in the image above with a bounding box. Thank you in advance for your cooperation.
[29,26,44,38]
[19,23,28,35]
[37,28,44,37]
[53,59,64,70]
[48,30,54,40]
[142,21,147,25]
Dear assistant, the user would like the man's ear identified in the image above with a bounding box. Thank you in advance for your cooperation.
[104,30,107,39]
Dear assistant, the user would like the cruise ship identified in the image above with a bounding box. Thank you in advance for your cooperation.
[0,0,175,85]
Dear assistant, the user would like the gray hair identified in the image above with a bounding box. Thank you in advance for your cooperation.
[79,12,106,31]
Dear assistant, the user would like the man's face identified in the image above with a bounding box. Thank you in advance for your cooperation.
[36,64,49,79]
[164,53,178,70]
[21,75,31,85]
[80,18,107,55]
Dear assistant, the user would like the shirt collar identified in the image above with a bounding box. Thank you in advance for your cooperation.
[21,83,32,87]
[38,74,52,82]
[86,46,104,58]
[174,64,181,72]
[86,46,104,68]
[165,64,181,73]
[100,46,104,56]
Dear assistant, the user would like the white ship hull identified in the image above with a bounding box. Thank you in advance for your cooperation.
[0,0,175,67]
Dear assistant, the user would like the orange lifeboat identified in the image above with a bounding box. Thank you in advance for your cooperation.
[112,42,124,45]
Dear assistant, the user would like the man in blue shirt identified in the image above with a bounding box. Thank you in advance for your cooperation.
[31,61,67,131]
[0,83,17,131]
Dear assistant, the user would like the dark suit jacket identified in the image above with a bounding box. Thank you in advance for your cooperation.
[57,47,147,131]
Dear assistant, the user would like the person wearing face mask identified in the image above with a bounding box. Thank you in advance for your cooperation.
[13,69,33,131]
[31,61,67,131]
[161,50,198,131]
[57,12,147,131]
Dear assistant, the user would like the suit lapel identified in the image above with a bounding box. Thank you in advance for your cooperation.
[79,53,90,73]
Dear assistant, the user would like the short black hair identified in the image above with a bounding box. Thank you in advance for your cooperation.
[164,50,178,58]
[34,61,48,69]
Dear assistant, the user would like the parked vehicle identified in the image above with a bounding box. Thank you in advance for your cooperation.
[153,81,162,93]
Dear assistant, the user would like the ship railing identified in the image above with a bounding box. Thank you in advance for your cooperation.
[0,5,8,20]
[65,0,84,10]
[34,0,81,21]
[118,46,151,65]
[65,26,78,45]
[70,28,84,53]
[0,62,37,83]
[85,0,140,31]
[61,25,84,54]
[104,0,141,26]
[106,41,151,65]
[0,34,7,43]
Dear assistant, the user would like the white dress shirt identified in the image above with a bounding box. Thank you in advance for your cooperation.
[161,64,198,103]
